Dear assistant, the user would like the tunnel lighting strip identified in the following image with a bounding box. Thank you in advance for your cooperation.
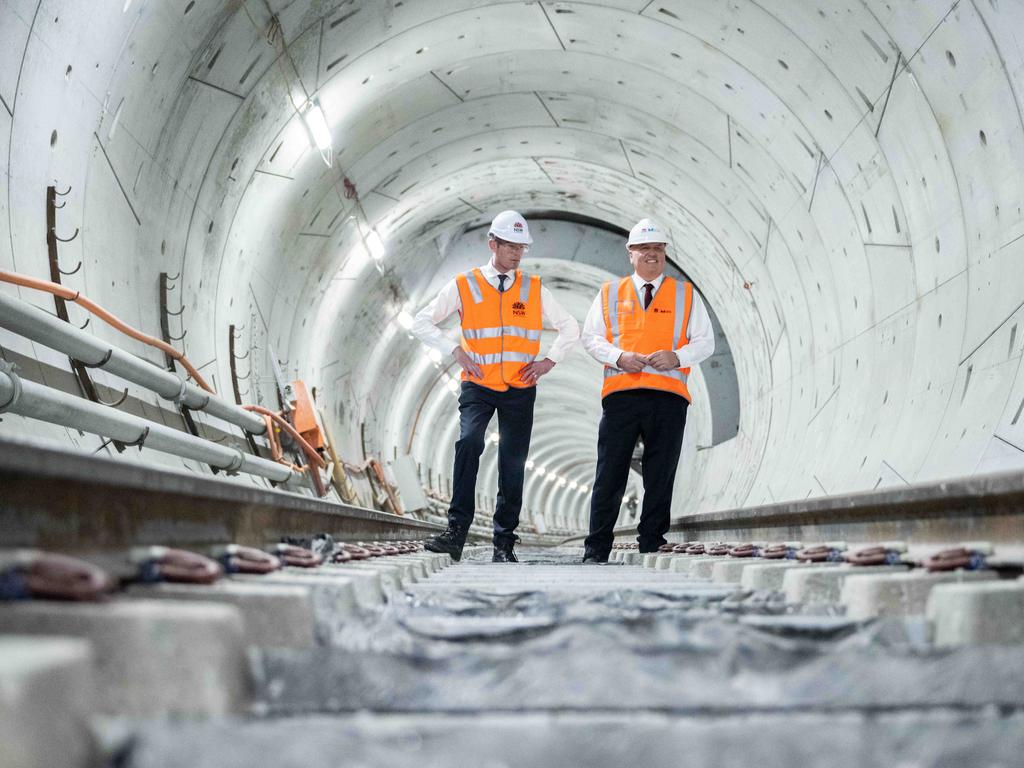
[301,98,333,167]
[0,291,267,435]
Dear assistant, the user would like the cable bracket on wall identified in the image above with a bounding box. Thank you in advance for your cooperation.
[95,387,129,409]
[80,349,113,369]
[57,259,82,276]
[158,270,215,470]
[121,425,150,450]
[44,184,123,450]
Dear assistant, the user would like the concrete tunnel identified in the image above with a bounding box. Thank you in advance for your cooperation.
[2,1,1024,765]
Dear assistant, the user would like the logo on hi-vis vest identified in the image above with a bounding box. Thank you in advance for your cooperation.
[653,307,671,314]
[512,300,527,317]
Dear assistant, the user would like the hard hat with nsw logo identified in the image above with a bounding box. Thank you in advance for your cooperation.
[627,218,668,247]
[488,210,533,244]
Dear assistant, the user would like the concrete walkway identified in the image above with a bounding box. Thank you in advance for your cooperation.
[117,547,1024,767]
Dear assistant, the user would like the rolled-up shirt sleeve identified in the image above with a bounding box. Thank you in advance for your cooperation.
[539,286,580,364]
[411,279,461,357]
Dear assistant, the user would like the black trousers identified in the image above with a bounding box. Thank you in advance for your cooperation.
[585,389,688,557]
[448,382,536,545]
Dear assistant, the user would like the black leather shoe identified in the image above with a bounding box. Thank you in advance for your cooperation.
[492,537,519,563]
[582,547,608,564]
[424,521,468,561]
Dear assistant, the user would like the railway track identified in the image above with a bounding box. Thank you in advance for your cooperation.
[3,437,1024,766]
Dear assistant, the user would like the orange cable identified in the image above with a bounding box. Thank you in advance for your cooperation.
[243,405,327,470]
[0,269,213,393]
[259,411,305,473]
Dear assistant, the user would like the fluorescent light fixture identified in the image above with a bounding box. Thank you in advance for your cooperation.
[446,379,459,393]
[427,348,442,364]
[525,459,534,470]
[579,485,588,494]
[487,432,500,443]
[302,99,332,151]
[535,466,546,477]
[365,228,386,262]
[396,310,414,329]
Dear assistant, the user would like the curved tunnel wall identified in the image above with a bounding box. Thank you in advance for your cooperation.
[2,1,1023,531]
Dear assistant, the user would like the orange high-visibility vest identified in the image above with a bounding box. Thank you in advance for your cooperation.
[456,268,543,392]
[601,276,693,401]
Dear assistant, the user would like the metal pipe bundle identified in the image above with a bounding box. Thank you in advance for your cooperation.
[0,291,266,435]
[0,366,293,483]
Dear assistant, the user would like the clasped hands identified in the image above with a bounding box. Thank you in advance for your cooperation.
[616,350,679,372]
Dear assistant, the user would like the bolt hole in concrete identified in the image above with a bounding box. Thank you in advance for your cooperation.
[50,129,57,147]
[122,549,1024,767]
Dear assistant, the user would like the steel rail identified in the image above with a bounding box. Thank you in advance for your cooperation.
[0,434,443,552]
[561,472,1024,548]
[0,366,293,483]
[0,291,266,435]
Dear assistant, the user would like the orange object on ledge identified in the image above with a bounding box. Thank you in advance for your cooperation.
[288,380,325,452]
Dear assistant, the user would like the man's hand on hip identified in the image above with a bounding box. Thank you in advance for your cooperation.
[647,350,680,371]
[453,347,483,378]
[520,358,555,385]
[616,352,649,373]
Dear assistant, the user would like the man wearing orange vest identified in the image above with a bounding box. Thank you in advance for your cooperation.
[580,218,715,563]
[412,211,580,562]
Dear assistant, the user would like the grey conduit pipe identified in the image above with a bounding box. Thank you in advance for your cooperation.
[0,364,295,483]
[0,291,266,435]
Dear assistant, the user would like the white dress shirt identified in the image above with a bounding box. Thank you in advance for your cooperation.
[412,258,581,363]
[581,272,715,368]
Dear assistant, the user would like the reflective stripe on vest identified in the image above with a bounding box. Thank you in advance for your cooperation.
[601,276,694,401]
[456,268,544,392]
[462,326,542,341]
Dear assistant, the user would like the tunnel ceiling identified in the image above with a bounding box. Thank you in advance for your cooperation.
[2,0,1024,532]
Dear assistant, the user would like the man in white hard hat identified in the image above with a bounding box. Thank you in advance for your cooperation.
[579,218,715,563]
[412,211,580,562]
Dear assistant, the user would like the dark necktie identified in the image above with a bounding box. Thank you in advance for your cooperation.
[643,282,654,309]
[497,274,508,293]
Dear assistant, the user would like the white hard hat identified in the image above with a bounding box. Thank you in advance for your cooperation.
[627,218,668,247]
[488,210,532,244]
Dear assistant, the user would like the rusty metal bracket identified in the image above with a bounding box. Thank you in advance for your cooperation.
[121,425,150,450]
[44,185,126,451]
[79,349,113,369]
[228,323,246,406]
[95,387,130,409]
[228,323,263,461]
[58,259,82,276]
[156,271,217,471]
